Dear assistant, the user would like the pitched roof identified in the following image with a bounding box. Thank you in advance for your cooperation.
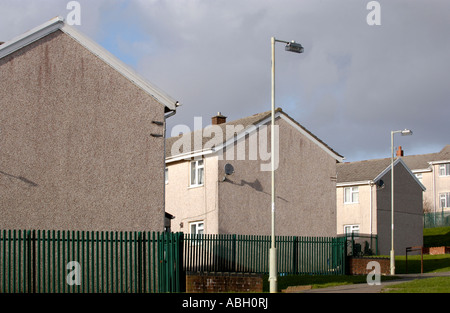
[337,145,450,184]
[337,158,392,183]
[166,108,344,162]
[0,16,179,112]
[337,158,426,191]
[402,145,450,170]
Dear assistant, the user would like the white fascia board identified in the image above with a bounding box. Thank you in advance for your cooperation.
[0,16,178,111]
[279,114,344,163]
[212,117,267,153]
[214,111,344,162]
[166,149,214,164]
[166,118,263,162]
[60,24,178,111]
[336,181,372,187]
[374,158,426,191]
[429,160,450,165]
[0,16,64,59]
[166,111,344,163]
[411,168,432,173]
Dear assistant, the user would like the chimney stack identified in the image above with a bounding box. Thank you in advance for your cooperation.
[396,146,404,157]
[212,112,227,125]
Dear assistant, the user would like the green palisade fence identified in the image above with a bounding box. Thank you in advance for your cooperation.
[182,234,347,275]
[0,230,182,293]
[2,230,348,293]
[424,211,450,228]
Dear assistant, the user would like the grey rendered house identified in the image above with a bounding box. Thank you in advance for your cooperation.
[165,108,344,237]
[336,157,426,255]
[0,17,179,231]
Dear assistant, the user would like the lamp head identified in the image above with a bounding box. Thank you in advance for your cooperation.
[285,41,304,53]
[401,129,413,136]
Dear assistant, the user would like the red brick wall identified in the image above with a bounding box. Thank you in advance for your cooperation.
[348,257,390,275]
[186,273,263,293]
[428,246,450,255]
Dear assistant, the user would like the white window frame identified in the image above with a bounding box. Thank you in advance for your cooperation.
[344,187,359,204]
[190,159,204,187]
[344,225,360,236]
[190,221,204,235]
[439,163,450,176]
[440,192,450,209]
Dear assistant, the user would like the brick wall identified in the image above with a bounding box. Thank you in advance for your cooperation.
[186,272,263,293]
[428,246,450,255]
[348,257,390,275]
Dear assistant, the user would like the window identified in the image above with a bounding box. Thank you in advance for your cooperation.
[190,221,204,235]
[439,163,450,176]
[165,167,168,184]
[344,225,360,236]
[344,187,359,204]
[190,159,204,187]
[440,193,450,209]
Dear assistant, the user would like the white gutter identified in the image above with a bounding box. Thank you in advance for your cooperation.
[336,181,372,187]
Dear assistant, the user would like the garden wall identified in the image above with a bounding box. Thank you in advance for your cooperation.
[347,257,390,275]
[186,272,263,293]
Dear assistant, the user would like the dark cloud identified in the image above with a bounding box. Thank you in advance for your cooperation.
[1,0,448,161]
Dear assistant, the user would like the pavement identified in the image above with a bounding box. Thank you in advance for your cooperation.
[298,271,450,293]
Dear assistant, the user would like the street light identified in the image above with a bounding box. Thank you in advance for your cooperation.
[269,37,304,293]
[390,129,413,275]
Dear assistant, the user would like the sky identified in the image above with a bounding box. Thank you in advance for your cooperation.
[0,0,449,162]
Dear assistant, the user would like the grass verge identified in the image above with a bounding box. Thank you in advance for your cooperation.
[423,226,450,247]
[395,254,450,274]
[382,276,450,293]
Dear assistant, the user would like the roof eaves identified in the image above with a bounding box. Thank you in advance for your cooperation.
[373,158,426,191]
[278,112,344,162]
[0,16,64,59]
[336,181,372,187]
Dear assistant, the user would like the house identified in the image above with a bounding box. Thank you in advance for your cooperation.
[0,17,179,231]
[336,157,426,255]
[399,145,450,214]
[165,108,344,237]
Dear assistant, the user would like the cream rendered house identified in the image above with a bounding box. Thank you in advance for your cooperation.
[336,158,426,255]
[400,145,450,214]
[165,109,344,237]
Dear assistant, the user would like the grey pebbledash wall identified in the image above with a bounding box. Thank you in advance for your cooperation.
[0,30,166,231]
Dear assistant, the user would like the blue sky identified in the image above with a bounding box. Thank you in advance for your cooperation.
[1,0,449,162]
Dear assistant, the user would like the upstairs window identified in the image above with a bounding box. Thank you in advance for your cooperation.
[190,159,204,187]
[344,187,359,204]
[439,163,450,176]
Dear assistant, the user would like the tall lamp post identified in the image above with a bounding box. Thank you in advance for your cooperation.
[390,129,413,275]
[269,37,304,293]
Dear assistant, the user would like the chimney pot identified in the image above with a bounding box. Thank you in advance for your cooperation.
[212,112,227,125]
[396,146,404,157]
